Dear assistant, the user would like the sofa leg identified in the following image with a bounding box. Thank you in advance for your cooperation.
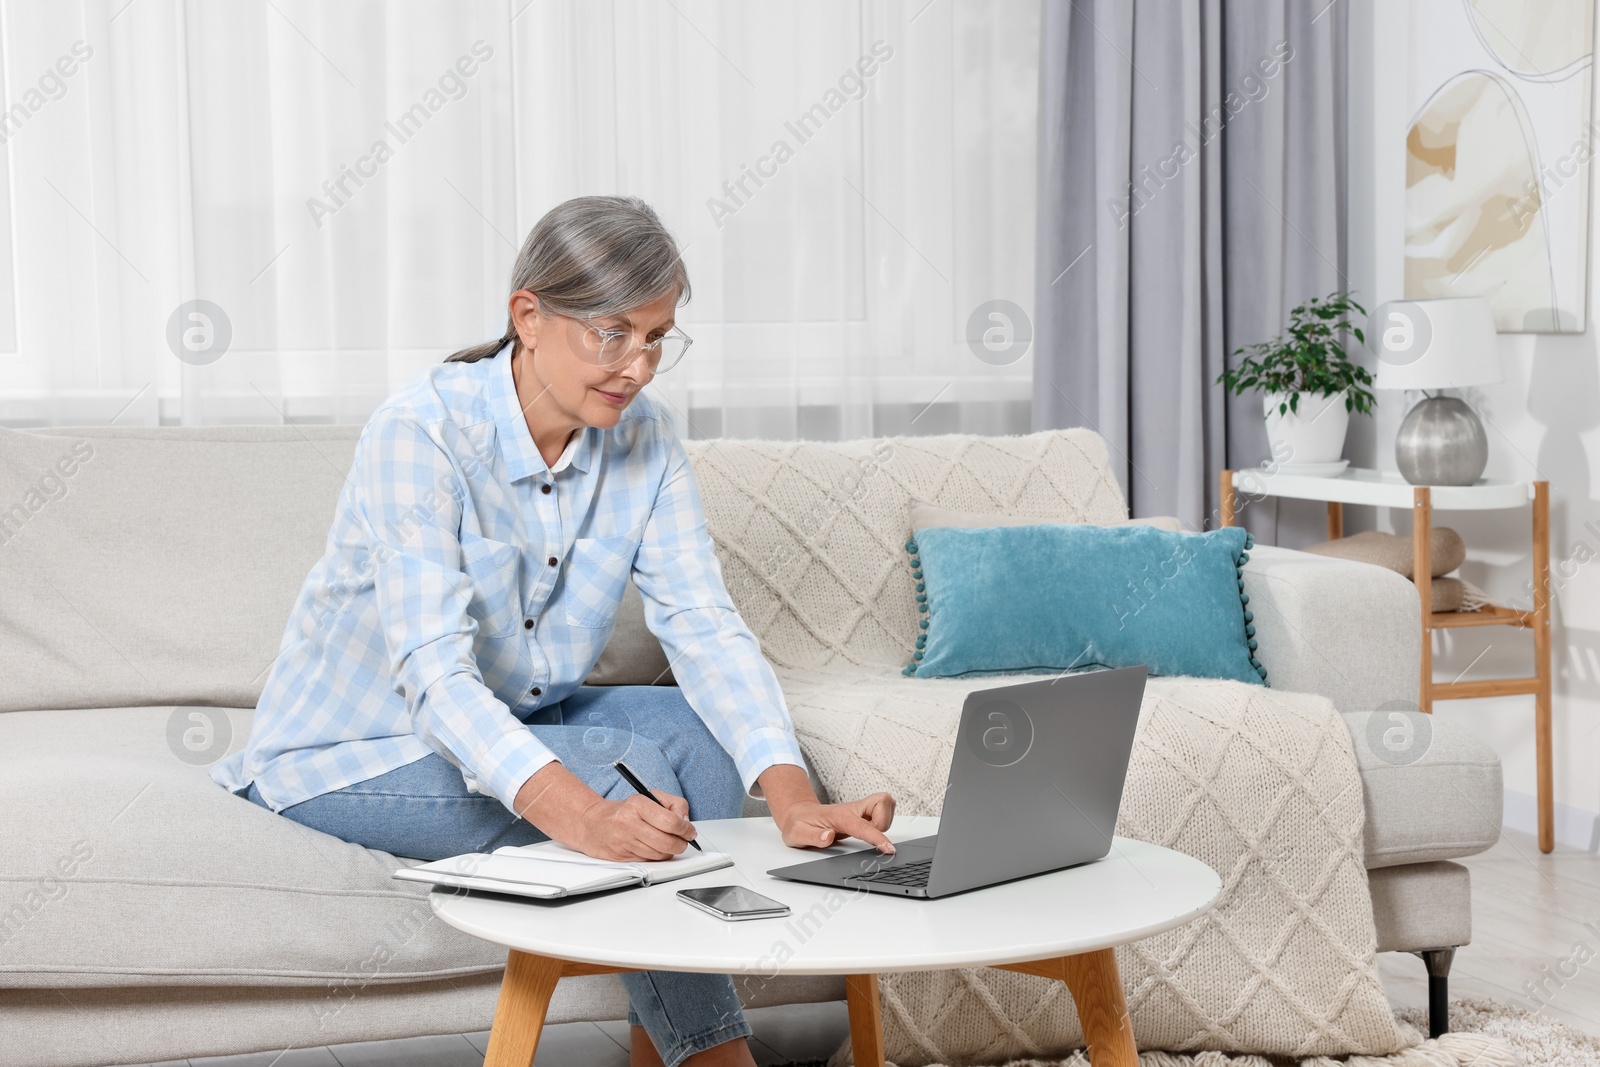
[1414,947,1455,1038]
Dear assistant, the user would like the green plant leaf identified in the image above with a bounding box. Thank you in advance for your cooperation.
[1220,290,1373,405]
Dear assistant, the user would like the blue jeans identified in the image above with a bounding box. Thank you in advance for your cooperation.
[244,686,752,1067]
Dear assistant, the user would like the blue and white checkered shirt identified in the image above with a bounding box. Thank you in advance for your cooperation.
[212,342,806,814]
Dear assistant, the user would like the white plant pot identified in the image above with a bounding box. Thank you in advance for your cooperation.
[1262,391,1350,466]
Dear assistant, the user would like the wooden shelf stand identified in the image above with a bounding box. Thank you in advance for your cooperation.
[1221,468,1553,852]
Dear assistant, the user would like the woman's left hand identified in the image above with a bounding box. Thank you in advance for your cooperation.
[758,763,898,853]
[775,793,897,854]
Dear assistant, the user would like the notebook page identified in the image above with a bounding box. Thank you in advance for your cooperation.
[400,852,639,892]
[492,840,732,883]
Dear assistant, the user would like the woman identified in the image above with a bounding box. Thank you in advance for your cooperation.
[213,195,897,1067]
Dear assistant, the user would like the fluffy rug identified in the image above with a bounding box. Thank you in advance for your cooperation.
[812,997,1600,1065]
[1391,998,1600,1067]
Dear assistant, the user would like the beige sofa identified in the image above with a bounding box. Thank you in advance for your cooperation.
[0,424,1501,1066]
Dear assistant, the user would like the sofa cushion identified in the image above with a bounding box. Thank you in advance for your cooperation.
[902,523,1264,683]
[0,425,680,712]
[1341,710,1502,868]
[0,426,363,715]
[0,704,840,993]
[0,706,507,988]
[584,581,676,686]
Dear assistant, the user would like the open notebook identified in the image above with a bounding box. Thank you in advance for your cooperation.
[391,839,733,900]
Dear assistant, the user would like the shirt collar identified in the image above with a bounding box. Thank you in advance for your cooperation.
[489,340,595,482]
[548,429,583,473]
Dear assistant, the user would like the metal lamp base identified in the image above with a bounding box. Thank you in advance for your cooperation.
[1395,395,1488,486]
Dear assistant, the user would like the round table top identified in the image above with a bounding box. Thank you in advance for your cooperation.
[429,816,1222,976]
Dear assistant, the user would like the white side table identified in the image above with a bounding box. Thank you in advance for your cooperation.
[1221,466,1553,851]
[431,815,1221,1067]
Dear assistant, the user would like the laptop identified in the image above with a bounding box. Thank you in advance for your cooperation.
[767,665,1147,899]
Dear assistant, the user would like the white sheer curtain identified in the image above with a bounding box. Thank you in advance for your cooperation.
[0,0,1039,440]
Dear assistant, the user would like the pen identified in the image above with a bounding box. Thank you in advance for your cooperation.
[613,760,703,852]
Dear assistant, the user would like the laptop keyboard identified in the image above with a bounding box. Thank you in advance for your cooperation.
[849,858,932,887]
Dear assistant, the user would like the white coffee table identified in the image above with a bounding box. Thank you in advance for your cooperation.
[430,815,1221,1067]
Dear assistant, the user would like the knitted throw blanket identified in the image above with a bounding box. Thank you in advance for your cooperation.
[783,667,1411,1063]
[680,430,1439,1062]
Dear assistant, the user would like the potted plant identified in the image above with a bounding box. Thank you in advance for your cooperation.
[1217,292,1375,469]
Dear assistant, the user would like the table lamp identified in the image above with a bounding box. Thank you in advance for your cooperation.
[1371,296,1502,486]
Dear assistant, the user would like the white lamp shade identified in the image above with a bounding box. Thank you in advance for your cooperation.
[1371,296,1503,390]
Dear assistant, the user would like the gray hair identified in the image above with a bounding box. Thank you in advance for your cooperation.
[446,195,691,363]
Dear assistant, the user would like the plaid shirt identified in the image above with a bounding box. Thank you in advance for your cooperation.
[213,342,805,814]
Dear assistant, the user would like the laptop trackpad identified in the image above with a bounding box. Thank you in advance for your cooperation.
[890,835,937,853]
[840,835,936,876]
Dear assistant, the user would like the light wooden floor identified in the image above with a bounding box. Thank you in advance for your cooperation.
[1379,827,1600,1037]
[126,827,1600,1066]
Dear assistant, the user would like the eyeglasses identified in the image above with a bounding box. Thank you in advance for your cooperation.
[567,316,693,374]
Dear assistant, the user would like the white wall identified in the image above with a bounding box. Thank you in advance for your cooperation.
[1348,1,1600,848]
[1463,331,1600,848]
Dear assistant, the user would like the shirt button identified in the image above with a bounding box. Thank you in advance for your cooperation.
[541,484,552,495]
[547,556,558,567]
[523,618,534,630]
[530,687,542,697]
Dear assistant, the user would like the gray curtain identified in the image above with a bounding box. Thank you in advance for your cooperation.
[1033,0,1347,541]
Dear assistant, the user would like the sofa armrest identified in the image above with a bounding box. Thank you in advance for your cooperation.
[1243,545,1421,713]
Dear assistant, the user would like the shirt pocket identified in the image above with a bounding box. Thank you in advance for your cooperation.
[563,533,639,628]
[459,531,523,639]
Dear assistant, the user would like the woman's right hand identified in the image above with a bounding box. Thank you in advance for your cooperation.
[513,760,697,861]
[581,793,698,861]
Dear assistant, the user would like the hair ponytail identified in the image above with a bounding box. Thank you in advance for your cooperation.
[445,327,516,365]
[445,196,690,364]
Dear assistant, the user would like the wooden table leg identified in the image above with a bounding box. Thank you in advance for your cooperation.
[1327,500,1343,541]
[484,950,564,1067]
[1414,487,1434,713]
[845,973,886,1067]
[1061,950,1137,1067]
[1220,469,1235,528]
[1533,480,1553,853]
[997,950,1137,1067]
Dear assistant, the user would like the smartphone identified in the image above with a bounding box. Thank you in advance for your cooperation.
[677,885,791,921]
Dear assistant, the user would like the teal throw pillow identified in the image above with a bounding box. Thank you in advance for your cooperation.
[903,522,1265,684]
